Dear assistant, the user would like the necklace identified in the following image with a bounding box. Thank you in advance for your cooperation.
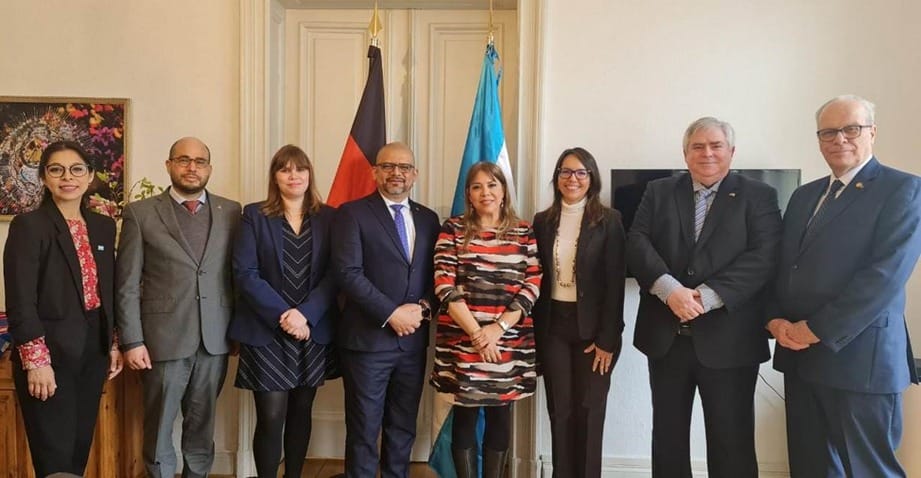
[553,230,577,288]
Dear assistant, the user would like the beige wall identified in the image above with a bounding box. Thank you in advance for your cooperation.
[535,0,921,475]
[0,0,241,472]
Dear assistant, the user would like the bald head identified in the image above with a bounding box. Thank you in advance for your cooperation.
[375,142,414,164]
[373,141,417,201]
[169,136,211,161]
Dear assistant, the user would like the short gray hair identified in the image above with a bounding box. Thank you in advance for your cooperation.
[683,117,735,153]
[815,95,876,126]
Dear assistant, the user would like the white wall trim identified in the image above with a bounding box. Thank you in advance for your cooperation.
[239,0,272,205]
[539,456,790,478]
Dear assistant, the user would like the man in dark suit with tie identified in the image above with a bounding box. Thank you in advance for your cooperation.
[627,117,782,478]
[767,95,921,477]
[332,142,440,478]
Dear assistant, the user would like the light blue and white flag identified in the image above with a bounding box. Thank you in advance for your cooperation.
[451,42,515,216]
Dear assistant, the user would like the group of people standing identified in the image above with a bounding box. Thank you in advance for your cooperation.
[3,93,920,478]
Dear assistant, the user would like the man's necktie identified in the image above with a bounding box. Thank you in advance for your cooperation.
[391,204,411,259]
[807,179,844,228]
[183,200,199,215]
[694,189,714,240]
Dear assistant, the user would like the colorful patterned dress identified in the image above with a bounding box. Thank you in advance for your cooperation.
[430,217,542,406]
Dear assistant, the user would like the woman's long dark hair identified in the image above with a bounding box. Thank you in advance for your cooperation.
[38,140,94,205]
[541,147,606,228]
[260,144,323,217]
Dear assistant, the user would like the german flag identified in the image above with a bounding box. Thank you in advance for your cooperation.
[327,45,385,207]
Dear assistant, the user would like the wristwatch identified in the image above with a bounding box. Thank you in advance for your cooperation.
[418,300,432,320]
[495,317,510,332]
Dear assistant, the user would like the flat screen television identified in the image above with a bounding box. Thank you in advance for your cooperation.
[610,169,801,235]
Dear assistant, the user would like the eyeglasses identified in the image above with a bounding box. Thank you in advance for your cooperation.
[376,162,415,173]
[816,124,873,142]
[558,168,590,180]
[170,156,211,168]
[45,163,91,178]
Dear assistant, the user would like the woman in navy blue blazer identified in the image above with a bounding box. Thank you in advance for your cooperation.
[228,144,338,478]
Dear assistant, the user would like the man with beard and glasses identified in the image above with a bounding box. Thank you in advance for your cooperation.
[332,142,440,477]
[116,137,241,478]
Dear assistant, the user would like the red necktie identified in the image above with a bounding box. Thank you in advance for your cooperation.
[182,200,199,215]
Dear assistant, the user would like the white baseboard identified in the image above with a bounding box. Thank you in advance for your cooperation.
[538,456,790,478]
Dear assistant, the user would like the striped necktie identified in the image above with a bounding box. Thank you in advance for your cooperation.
[694,189,714,241]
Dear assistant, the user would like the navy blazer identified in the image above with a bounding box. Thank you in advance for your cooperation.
[771,158,921,393]
[4,201,116,363]
[627,172,782,368]
[332,192,440,353]
[228,203,338,346]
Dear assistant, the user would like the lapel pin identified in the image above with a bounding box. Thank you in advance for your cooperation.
[728,192,736,197]
[855,182,864,189]
[97,245,105,251]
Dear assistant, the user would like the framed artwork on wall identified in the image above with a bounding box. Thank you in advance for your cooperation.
[0,96,128,219]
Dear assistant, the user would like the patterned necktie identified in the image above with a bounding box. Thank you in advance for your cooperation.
[807,179,844,228]
[390,204,411,259]
[182,200,199,215]
[694,189,714,240]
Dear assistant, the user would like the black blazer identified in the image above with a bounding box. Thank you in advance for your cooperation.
[3,201,116,364]
[627,172,781,368]
[228,203,339,347]
[332,192,440,353]
[532,207,626,353]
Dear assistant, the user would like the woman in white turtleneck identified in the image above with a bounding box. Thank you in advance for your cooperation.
[532,147,626,478]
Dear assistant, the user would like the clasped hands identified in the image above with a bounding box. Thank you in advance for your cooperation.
[767,318,819,351]
[666,286,705,322]
[387,303,425,337]
[280,308,311,341]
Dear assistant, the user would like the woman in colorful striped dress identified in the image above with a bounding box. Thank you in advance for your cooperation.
[430,162,541,478]
[228,145,338,478]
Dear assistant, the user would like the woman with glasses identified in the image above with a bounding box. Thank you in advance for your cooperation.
[430,162,541,478]
[227,144,338,478]
[3,140,123,477]
[532,147,626,478]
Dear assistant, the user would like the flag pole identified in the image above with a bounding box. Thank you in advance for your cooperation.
[369,0,383,47]
[487,0,495,45]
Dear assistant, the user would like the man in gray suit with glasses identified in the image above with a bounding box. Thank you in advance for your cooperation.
[116,137,241,478]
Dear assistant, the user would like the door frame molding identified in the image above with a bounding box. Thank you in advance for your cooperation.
[238,1,546,475]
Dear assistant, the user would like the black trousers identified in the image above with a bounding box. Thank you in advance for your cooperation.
[648,335,758,478]
[13,310,108,477]
[541,300,613,478]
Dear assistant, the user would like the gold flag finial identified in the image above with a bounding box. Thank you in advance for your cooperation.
[369,0,383,46]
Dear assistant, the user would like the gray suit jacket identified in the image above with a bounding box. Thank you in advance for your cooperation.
[116,189,241,361]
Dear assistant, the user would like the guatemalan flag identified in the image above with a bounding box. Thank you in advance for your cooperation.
[430,41,511,478]
[450,42,515,216]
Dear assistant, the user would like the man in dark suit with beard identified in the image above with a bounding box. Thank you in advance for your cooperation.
[332,142,440,478]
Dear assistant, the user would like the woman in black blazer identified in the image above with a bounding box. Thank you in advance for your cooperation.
[532,147,626,478]
[3,140,122,477]
[227,145,338,478]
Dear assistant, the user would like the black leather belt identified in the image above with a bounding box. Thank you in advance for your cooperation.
[677,324,693,336]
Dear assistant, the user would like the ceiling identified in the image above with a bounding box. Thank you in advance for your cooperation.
[278,0,517,10]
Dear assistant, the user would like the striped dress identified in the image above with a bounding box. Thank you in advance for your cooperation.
[235,220,330,391]
[429,217,542,406]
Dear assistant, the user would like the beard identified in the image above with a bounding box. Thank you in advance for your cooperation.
[171,175,209,196]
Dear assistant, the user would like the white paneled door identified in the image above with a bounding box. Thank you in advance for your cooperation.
[282,7,518,460]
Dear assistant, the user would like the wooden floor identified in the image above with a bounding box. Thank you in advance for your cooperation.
[301,459,437,477]
[215,459,438,477]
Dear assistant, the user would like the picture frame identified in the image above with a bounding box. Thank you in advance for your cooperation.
[0,96,128,220]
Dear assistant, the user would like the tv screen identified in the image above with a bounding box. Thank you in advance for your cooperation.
[610,169,801,234]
